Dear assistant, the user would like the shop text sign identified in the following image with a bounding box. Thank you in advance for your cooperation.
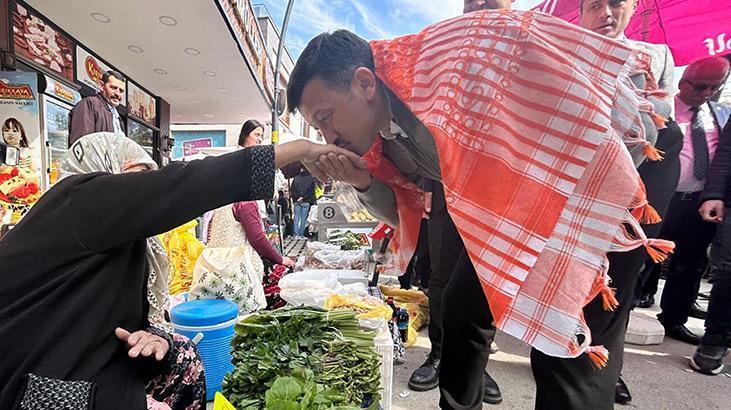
[44,76,80,105]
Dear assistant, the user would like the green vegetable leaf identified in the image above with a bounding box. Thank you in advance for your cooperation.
[266,377,302,402]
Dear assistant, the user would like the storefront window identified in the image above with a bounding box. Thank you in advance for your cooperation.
[127,120,155,157]
[45,99,71,186]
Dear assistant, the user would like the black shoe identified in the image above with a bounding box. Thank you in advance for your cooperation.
[664,324,702,345]
[483,371,502,404]
[638,294,655,308]
[689,301,707,320]
[408,354,440,391]
[614,376,632,405]
[690,345,729,375]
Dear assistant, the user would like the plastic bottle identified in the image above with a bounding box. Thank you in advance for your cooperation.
[396,307,409,343]
[386,297,398,319]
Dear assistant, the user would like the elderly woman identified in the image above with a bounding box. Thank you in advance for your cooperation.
[0,133,362,409]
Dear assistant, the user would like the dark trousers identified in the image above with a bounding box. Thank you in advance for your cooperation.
[531,249,648,409]
[658,192,718,326]
[399,218,431,289]
[703,209,731,347]
[426,183,494,409]
[531,121,683,409]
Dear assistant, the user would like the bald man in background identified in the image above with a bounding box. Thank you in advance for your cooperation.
[654,58,731,343]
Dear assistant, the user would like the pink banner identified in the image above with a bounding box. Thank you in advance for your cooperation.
[533,0,731,66]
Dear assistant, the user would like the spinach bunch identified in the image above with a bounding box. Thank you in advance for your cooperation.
[222,307,381,409]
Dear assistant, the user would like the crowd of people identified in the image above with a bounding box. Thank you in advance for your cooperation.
[0,0,729,409]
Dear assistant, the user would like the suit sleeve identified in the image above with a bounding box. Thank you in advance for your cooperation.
[68,99,98,146]
[658,46,675,94]
[702,120,731,203]
[355,177,400,227]
[69,145,275,252]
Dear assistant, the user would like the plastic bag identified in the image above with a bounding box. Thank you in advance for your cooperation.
[304,241,369,270]
[159,221,204,295]
[279,270,342,308]
[189,246,266,315]
[379,285,429,347]
[279,270,369,308]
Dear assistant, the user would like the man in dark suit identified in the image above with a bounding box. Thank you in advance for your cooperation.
[691,116,731,375]
[643,58,731,345]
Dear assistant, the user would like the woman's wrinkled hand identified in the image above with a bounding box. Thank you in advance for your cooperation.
[115,327,169,361]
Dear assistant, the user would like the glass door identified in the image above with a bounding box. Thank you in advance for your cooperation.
[42,97,72,189]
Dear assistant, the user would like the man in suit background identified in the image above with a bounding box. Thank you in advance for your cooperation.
[692,115,731,375]
[639,58,731,345]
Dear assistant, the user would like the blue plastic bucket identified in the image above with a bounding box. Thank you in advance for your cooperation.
[170,299,238,401]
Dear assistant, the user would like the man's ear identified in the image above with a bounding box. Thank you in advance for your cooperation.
[353,67,377,101]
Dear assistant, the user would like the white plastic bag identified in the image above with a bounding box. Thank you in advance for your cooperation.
[304,242,369,270]
[279,270,342,308]
[189,246,266,315]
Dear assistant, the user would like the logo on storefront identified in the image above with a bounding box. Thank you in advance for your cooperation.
[85,56,103,85]
[52,82,75,103]
[0,80,34,100]
[704,33,731,56]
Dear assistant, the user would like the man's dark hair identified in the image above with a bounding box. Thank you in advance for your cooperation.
[102,70,125,84]
[287,30,374,113]
[238,119,264,146]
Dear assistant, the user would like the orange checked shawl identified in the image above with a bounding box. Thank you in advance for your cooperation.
[367,10,664,358]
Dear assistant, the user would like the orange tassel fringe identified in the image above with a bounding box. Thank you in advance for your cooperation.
[601,286,619,312]
[643,144,665,161]
[644,239,675,263]
[631,203,663,225]
[587,345,610,369]
[651,112,667,129]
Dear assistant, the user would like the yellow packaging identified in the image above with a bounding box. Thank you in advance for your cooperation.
[324,294,393,320]
[159,220,205,295]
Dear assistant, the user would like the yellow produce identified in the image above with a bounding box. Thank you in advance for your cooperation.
[324,294,392,320]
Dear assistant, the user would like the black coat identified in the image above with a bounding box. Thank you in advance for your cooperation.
[292,172,317,205]
[0,147,274,409]
[702,118,731,205]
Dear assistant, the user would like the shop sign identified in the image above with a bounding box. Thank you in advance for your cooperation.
[127,82,156,126]
[75,47,126,106]
[182,138,213,156]
[12,3,75,83]
[44,76,80,105]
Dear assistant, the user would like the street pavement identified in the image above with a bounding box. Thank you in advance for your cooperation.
[390,279,731,409]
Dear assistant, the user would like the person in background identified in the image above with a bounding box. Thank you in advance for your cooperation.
[650,58,731,345]
[291,166,317,238]
[541,0,683,406]
[0,129,357,408]
[69,70,126,145]
[206,120,296,309]
[693,118,731,375]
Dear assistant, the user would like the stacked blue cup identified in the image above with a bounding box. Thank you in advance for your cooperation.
[170,299,238,401]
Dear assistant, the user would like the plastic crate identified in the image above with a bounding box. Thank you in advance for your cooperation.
[374,323,394,410]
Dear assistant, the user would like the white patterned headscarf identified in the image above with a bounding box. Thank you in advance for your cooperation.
[60,132,157,177]
[60,132,172,332]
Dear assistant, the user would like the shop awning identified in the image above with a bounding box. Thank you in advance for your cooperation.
[25,0,272,124]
